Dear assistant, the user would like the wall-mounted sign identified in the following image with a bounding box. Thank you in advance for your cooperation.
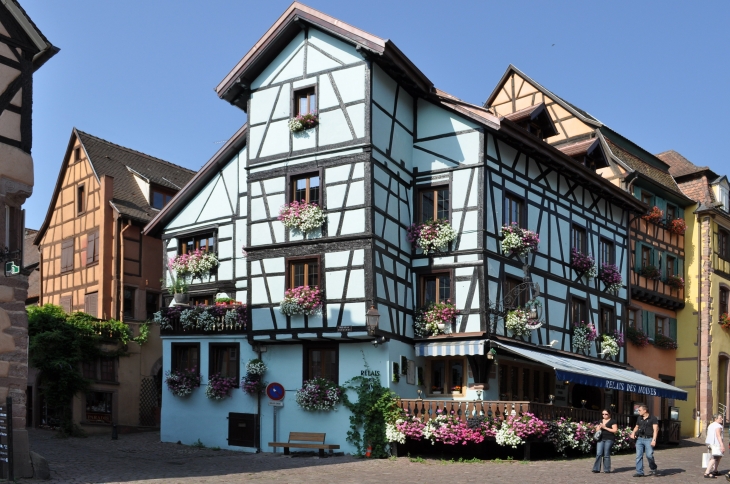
[337,326,352,332]
[266,382,285,401]
[268,401,284,407]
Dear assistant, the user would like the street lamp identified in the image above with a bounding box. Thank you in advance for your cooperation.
[366,305,380,336]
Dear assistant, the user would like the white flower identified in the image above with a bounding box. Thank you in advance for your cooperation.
[495,423,523,448]
[601,335,620,356]
[505,309,531,337]
[386,423,406,444]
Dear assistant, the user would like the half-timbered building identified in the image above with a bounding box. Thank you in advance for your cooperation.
[32,129,195,433]
[145,3,687,453]
[486,67,693,440]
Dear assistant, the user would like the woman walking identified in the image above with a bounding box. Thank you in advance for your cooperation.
[592,409,618,473]
[705,413,725,478]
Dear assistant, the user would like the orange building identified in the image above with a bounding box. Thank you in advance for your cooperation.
[31,129,194,432]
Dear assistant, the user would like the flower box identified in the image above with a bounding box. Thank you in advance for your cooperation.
[205,373,237,400]
[665,275,684,289]
[572,320,597,353]
[653,333,678,350]
[407,219,457,255]
[414,300,459,337]
[295,377,343,411]
[278,201,326,233]
[500,223,539,256]
[599,263,622,292]
[168,249,218,279]
[153,303,247,333]
[600,331,624,357]
[280,285,323,316]
[626,326,649,347]
[642,206,664,224]
[570,248,597,277]
[165,368,201,397]
[638,265,661,280]
[668,218,686,235]
[720,313,730,330]
[289,113,318,133]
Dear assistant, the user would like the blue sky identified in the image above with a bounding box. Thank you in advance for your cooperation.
[23,0,730,229]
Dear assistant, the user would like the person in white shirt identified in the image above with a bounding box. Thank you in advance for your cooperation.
[705,413,725,479]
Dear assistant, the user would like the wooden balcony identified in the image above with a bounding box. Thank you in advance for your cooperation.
[637,219,684,248]
[631,272,684,310]
[397,399,635,426]
[158,304,247,336]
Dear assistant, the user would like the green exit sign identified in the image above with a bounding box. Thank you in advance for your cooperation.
[4,262,18,275]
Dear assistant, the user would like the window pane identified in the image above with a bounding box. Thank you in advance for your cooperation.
[307,261,319,287]
[123,288,135,319]
[449,360,463,392]
[310,350,322,379]
[299,96,307,115]
[424,277,436,305]
[292,263,305,287]
[152,192,164,209]
[309,176,320,205]
[438,275,451,302]
[207,237,215,254]
[309,93,316,114]
[324,349,337,382]
[100,358,115,382]
[421,191,435,222]
[431,361,445,393]
[437,188,449,220]
[522,368,530,400]
[82,361,96,379]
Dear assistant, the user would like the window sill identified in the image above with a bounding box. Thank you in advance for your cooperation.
[86,261,99,268]
[89,380,120,386]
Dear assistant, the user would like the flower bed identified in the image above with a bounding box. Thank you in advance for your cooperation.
[638,265,661,280]
[720,313,730,330]
[665,275,684,289]
[642,206,663,224]
[280,286,323,316]
[295,378,343,411]
[653,333,678,350]
[165,368,201,397]
[599,264,622,292]
[407,219,457,255]
[241,359,267,395]
[570,248,597,278]
[289,113,318,132]
[168,249,218,279]
[505,308,540,337]
[572,320,597,353]
[626,326,649,347]
[668,218,686,235]
[500,223,540,256]
[414,300,459,337]
[278,201,326,233]
[600,331,624,357]
[205,373,237,400]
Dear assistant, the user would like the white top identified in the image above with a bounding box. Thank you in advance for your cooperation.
[706,422,723,446]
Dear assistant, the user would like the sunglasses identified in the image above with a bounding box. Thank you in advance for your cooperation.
[602,413,609,415]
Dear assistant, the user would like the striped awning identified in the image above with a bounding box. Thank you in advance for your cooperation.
[415,340,485,357]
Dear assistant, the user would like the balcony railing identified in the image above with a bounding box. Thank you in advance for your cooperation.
[157,304,247,336]
[631,272,684,309]
[397,399,635,427]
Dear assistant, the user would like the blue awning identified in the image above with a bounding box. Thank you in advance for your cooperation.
[415,340,485,357]
[494,341,687,401]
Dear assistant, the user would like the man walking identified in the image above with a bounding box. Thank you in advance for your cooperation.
[630,404,659,477]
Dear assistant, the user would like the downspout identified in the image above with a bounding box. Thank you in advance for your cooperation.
[255,345,262,453]
[696,210,703,437]
[37,245,43,305]
[114,216,132,320]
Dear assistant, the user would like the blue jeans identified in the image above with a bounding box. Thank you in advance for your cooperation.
[635,437,657,475]
[593,440,613,472]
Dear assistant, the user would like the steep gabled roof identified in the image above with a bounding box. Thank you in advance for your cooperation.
[216,2,433,110]
[143,124,248,237]
[656,150,712,178]
[34,129,195,245]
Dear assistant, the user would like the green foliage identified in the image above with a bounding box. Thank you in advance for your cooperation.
[342,355,401,459]
[28,304,135,436]
[215,297,233,304]
[133,322,151,345]
[171,278,188,294]
[191,438,206,448]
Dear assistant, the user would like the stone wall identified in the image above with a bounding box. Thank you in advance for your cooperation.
[698,215,714,435]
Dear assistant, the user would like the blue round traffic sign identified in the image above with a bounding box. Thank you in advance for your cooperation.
[266,382,285,401]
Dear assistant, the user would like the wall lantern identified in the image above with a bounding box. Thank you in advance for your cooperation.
[366,305,380,336]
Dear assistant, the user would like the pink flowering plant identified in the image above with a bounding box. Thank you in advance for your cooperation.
[288,113,318,133]
[570,248,597,278]
[600,331,623,357]
[205,373,238,400]
[168,249,218,279]
[295,377,344,411]
[241,358,267,395]
[165,368,201,397]
[546,418,594,455]
[642,206,664,224]
[278,201,326,233]
[495,413,549,448]
[599,263,623,292]
[169,303,247,332]
[280,285,323,316]
[407,219,457,255]
[721,313,730,330]
[500,223,540,256]
[665,275,684,289]
[421,410,486,446]
[413,300,459,337]
[639,265,661,280]
[653,333,678,350]
[573,320,597,353]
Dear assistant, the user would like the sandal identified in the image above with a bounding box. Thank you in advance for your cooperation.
[705,474,717,478]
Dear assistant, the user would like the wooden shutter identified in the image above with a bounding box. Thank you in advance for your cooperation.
[669,318,677,341]
[61,239,74,272]
[84,292,98,317]
[635,242,642,271]
[60,295,72,313]
[678,258,684,279]
[647,311,656,340]
[655,196,666,215]
[86,231,98,264]
[642,310,650,335]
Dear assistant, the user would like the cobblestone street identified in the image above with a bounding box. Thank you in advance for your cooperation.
[16,428,727,483]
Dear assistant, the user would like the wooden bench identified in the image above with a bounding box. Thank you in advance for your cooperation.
[269,432,340,458]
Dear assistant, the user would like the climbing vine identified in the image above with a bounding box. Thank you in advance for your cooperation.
[342,355,401,458]
[28,304,146,436]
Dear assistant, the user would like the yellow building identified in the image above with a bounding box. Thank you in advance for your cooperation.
[658,150,730,437]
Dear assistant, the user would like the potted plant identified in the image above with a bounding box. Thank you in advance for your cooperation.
[668,218,686,235]
[413,300,459,337]
[500,223,540,256]
[600,331,624,357]
[278,201,326,233]
[165,368,201,397]
[407,219,457,255]
[720,313,730,330]
[168,249,219,280]
[171,278,189,304]
[599,263,623,292]
[288,113,318,133]
[279,286,323,316]
[205,373,238,400]
[295,377,343,411]
[570,248,597,278]
[639,265,661,280]
[665,275,684,289]
[642,206,664,224]
[241,359,267,395]
[626,326,649,347]
[572,320,597,353]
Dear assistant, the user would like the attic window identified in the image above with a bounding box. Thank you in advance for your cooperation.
[151,186,175,210]
[295,87,316,116]
[74,147,81,164]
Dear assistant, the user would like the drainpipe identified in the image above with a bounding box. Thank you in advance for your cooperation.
[37,245,43,305]
[255,345,262,453]
[696,210,703,437]
[114,217,132,320]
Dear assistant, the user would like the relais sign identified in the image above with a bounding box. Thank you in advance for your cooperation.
[605,380,657,396]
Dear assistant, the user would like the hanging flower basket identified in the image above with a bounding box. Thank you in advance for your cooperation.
[570,248,597,278]
[205,373,238,400]
[168,249,218,279]
[280,286,323,316]
[626,326,649,347]
[668,218,686,235]
[642,206,664,224]
[600,332,623,357]
[289,113,318,133]
[638,265,661,280]
[599,263,622,292]
[407,219,457,255]
[572,320,597,353]
[413,300,459,337]
[504,308,537,337]
[278,201,326,233]
[500,223,540,256]
[665,275,684,289]
[653,333,678,350]
[167,303,246,332]
[295,377,343,411]
[241,359,267,395]
[246,359,267,375]
[720,313,730,330]
[165,368,201,397]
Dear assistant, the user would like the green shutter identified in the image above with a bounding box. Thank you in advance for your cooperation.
[650,247,657,268]
[655,196,666,215]
[678,206,685,219]
[647,311,656,340]
[669,318,678,341]
[678,258,684,279]
[634,185,642,200]
[635,242,643,271]
[642,310,650,335]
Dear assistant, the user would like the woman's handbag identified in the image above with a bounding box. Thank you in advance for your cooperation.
[710,444,724,456]
[702,451,712,468]
[594,430,602,441]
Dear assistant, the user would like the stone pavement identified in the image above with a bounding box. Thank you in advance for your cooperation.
[19,428,728,483]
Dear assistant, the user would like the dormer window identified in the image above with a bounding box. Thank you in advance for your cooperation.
[503,103,558,140]
[721,186,729,212]
[556,138,609,170]
[151,185,175,209]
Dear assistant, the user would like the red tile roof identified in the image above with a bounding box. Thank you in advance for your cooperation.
[656,150,710,177]
[557,138,600,157]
